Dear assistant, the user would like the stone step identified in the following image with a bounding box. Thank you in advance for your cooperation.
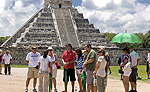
[76,24,94,28]
[40,12,52,17]
[21,38,57,42]
[25,32,56,37]
[75,19,89,24]
[30,27,55,30]
[17,42,58,47]
[36,18,53,22]
[73,13,84,19]
[29,28,55,32]
[32,22,54,27]
[77,29,99,33]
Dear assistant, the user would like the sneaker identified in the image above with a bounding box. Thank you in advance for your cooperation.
[33,89,37,92]
[129,90,134,92]
[25,89,28,92]
[146,77,150,79]
[133,90,137,92]
[137,76,142,80]
[55,88,58,92]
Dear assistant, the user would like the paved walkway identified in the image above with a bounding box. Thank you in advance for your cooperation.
[0,68,150,92]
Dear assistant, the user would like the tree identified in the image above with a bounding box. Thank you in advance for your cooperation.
[0,36,10,46]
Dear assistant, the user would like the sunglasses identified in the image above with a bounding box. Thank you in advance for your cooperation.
[48,50,53,51]
[98,51,103,53]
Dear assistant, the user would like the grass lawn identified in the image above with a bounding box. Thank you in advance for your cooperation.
[108,65,149,83]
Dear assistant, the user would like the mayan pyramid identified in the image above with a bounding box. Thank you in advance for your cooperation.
[1,0,113,48]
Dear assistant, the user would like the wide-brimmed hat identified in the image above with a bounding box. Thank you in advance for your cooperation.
[30,45,38,50]
[47,47,53,50]
[0,49,2,52]
[97,46,105,49]
[5,50,10,53]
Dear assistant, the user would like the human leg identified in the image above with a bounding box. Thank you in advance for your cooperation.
[123,76,129,92]
[38,73,43,92]
[97,75,105,92]
[43,72,49,92]
[0,63,2,74]
[86,71,94,92]
[4,64,7,75]
[77,74,83,91]
[63,68,69,92]
[8,64,11,75]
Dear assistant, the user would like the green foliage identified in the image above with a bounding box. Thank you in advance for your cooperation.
[103,31,150,48]
[0,36,10,46]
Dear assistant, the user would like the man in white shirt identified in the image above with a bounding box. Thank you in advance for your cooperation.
[146,49,150,79]
[129,45,140,92]
[3,50,12,75]
[25,45,41,92]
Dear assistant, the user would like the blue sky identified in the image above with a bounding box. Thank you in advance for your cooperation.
[0,0,150,37]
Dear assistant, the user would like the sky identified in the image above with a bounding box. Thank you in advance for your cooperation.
[0,0,150,37]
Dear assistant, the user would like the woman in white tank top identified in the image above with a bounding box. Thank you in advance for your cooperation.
[47,47,58,92]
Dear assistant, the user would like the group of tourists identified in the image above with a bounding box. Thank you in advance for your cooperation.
[24,44,110,92]
[0,49,12,75]
[1,43,149,92]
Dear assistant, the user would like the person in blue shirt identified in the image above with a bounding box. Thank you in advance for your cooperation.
[120,53,125,80]
[75,48,84,92]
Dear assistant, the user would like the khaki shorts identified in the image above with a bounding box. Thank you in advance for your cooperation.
[27,67,38,78]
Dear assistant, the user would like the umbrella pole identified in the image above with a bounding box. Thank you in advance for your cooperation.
[49,73,52,92]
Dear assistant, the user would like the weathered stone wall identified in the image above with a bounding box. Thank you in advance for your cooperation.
[0,47,148,66]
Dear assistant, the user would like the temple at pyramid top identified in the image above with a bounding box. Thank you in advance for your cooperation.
[1,0,114,48]
[44,0,72,8]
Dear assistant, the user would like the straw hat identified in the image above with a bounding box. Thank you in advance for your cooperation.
[96,46,105,49]
[0,49,2,52]
[5,50,10,53]
[98,48,106,53]
[82,50,87,53]
[30,45,38,50]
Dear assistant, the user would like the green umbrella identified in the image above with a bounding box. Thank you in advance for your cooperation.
[111,33,142,43]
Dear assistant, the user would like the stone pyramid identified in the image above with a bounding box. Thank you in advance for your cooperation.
[1,0,113,48]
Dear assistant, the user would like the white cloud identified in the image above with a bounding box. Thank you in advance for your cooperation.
[76,0,150,33]
[0,0,5,12]
[0,0,43,37]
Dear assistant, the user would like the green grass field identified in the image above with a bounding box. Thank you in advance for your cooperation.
[108,65,149,83]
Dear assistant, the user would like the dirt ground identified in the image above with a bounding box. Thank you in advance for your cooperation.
[0,68,150,92]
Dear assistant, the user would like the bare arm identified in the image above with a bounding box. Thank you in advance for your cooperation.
[26,60,29,64]
[134,58,140,69]
[49,62,52,73]
[93,62,101,77]
[120,59,128,67]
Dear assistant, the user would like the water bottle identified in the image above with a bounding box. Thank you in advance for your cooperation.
[75,86,77,92]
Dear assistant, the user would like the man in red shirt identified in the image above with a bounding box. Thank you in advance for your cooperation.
[62,43,76,92]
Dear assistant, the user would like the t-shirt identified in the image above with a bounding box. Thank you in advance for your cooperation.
[38,56,50,71]
[85,49,97,71]
[26,52,41,67]
[3,54,12,64]
[121,53,125,63]
[61,50,76,69]
[76,55,84,69]
[49,54,57,69]
[130,51,140,67]
[96,56,107,77]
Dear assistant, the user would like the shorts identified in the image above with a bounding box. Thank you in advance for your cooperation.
[104,77,107,86]
[52,68,57,78]
[27,67,38,78]
[63,68,76,82]
[76,69,82,75]
[123,71,131,76]
[129,68,137,83]
[86,70,93,84]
